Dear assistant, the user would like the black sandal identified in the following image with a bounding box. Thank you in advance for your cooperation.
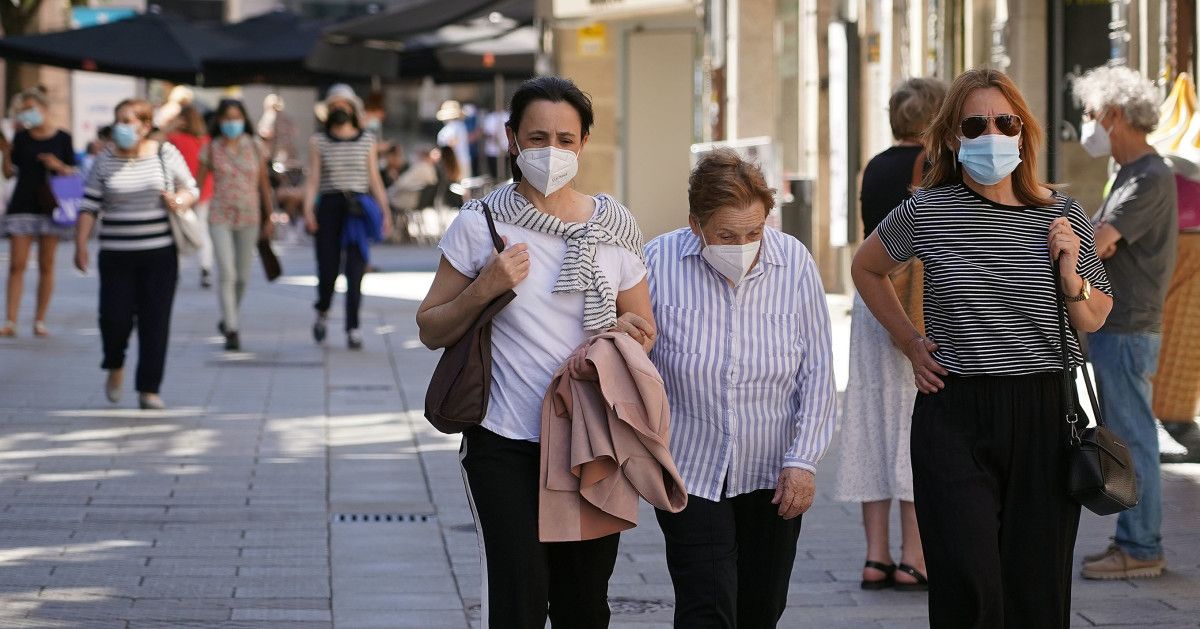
[895,563,929,591]
[860,560,896,590]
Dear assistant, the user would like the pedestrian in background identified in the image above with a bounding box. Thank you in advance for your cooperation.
[74,98,198,411]
[1072,65,1177,580]
[417,76,654,628]
[436,100,473,179]
[166,105,214,288]
[832,77,946,592]
[302,84,391,350]
[438,144,465,209]
[197,99,273,352]
[646,149,836,628]
[0,87,76,338]
[852,68,1112,628]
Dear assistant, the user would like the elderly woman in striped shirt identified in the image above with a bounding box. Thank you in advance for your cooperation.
[646,149,837,628]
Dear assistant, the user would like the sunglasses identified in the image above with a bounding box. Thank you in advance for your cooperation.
[959,114,1023,139]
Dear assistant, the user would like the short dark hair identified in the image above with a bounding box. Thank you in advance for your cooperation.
[688,149,776,223]
[507,76,594,182]
[210,99,255,138]
[114,98,154,126]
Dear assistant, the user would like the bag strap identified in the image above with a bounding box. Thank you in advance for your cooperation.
[1053,196,1107,445]
[158,142,174,194]
[480,201,505,254]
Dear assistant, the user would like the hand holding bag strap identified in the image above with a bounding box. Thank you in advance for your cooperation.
[1052,196,1107,445]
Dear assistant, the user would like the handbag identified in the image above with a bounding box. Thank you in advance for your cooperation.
[1052,197,1139,516]
[257,238,282,282]
[424,201,516,434]
[48,173,86,226]
[159,144,206,256]
[889,150,926,335]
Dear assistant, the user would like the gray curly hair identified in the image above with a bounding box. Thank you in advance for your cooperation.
[1071,66,1160,134]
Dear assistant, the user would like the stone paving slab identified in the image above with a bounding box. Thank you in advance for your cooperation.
[0,241,1197,628]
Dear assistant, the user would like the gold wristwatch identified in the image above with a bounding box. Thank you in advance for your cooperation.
[1064,277,1092,303]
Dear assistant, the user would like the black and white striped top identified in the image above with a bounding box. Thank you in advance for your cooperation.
[876,184,1112,375]
[313,131,374,194]
[81,143,199,252]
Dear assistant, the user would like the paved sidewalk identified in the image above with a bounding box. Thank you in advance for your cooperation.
[0,239,1196,628]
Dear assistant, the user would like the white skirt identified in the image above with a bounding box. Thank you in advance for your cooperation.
[830,293,917,503]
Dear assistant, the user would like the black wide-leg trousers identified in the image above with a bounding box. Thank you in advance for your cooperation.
[911,372,1081,629]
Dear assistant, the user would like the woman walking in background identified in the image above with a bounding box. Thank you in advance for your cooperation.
[74,99,198,410]
[832,77,946,592]
[302,84,391,350]
[197,99,273,352]
[0,87,77,337]
[852,69,1112,627]
[166,105,214,288]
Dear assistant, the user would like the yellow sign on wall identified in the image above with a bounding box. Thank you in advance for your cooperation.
[578,23,608,57]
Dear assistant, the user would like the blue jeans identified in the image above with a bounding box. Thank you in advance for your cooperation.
[1088,331,1163,560]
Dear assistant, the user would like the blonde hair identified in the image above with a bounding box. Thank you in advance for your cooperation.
[922,68,1053,207]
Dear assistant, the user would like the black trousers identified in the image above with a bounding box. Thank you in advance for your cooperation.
[460,426,620,629]
[98,246,178,394]
[313,193,366,331]
[911,373,1081,629]
[654,489,803,629]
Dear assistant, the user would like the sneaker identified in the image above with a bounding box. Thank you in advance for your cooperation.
[1083,540,1120,563]
[200,268,212,289]
[1081,546,1165,580]
[347,329,363,350]
[138,393,166,410]
[224,331,240,351]
[105,369,123,404]
[313,314,327,344]
[1161,451,1200,464]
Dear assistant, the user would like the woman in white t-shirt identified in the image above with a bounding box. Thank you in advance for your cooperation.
[417,76,655,629]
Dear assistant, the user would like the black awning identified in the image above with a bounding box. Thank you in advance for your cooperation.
[0,12,239,84]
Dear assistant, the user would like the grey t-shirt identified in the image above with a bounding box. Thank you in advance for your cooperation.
[1092,152,1178,333]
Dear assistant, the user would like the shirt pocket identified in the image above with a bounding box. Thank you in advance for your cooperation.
[656,305,706,355]
[757,312,806,357]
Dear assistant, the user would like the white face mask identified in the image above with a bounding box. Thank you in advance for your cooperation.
[699,230,761,287]
[516,144,578,196]
[1080,115,1112,158]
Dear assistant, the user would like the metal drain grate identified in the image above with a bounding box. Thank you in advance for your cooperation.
[609,597,674,614]
[331,513,436,523]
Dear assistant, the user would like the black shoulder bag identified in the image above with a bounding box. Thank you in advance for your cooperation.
[1054,197,1138,516]
[424,201,516,434]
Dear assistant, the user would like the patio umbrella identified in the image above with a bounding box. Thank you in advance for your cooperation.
[0,12,239,84]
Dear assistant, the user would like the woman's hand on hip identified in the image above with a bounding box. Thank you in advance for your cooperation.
[1048,217,1082,274]
[475,239,530,299]
[772,468,815,520]
[903,335,947,393]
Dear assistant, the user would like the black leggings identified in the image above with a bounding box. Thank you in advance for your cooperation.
[459,426,619,629]
[313,193,366,331]
[98,246,178,394]
[911,372,1081,629]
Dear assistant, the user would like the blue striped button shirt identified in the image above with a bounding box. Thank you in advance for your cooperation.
[646,227,837,502]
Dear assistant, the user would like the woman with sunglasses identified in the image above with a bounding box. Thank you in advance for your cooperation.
[851,68,1113,627]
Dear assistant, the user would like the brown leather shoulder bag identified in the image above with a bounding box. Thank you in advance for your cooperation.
[424,201,517,434]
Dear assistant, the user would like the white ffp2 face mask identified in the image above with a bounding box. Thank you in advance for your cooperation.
[516,144,578,196]
[1080,117,1113,158]
[700,232,761,286]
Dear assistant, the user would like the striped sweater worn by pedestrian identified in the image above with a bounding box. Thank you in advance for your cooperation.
[80,143,199,252]
[313,131,374,194]
[646,227,838,502]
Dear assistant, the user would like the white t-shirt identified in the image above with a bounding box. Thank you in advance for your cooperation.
[438,203,647,441]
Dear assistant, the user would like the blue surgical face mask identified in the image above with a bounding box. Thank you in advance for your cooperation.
[957,133,1022,186]
[16,107,43,129]
[220,119,245,139]
[112,122,140,150]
